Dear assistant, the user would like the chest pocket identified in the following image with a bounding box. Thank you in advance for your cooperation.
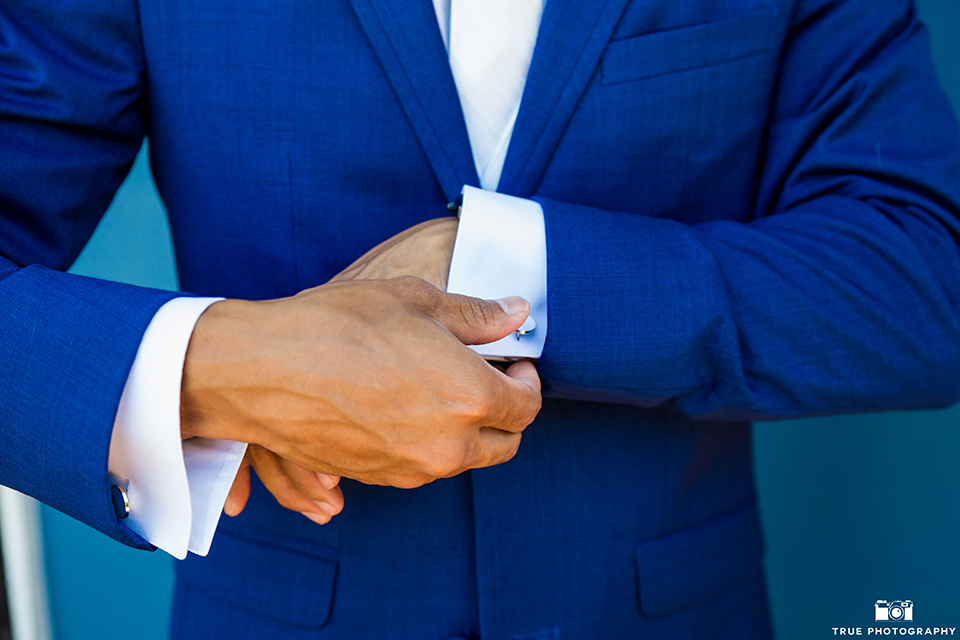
[602,8,778,85]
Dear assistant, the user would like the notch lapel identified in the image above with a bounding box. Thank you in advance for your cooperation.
[498,0,631,198]
[347,0,479,201]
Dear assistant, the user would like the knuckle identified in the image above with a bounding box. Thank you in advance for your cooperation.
[492,435,522,466]
[398,276,441,311]
[246,443,271,465]
[500,383,541,433]
[395,275,431,298]
[459,395,490,425]
[521,395,542,428]
[422,456,453,479]
[459,297,494,327]
[508,435,522,459]
[326,496,345,515]
[456,383,498,424]
[274,491,305,513]
[387,475,411,489]
[302,483,330,502]
[393,475,429,489]
[422,448,467,479]
[393,274,420,289]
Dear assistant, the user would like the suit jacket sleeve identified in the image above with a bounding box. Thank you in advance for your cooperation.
[536,0,960,420]
[0,1,183,548]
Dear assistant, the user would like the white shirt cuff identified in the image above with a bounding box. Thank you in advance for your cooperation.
[108,296,247,559]
[446,185,547,359]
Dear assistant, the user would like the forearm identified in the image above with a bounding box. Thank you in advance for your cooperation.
[0,260,182,548]
[0,0,167,546]
[529,0,960,418]
[536,193,960,419]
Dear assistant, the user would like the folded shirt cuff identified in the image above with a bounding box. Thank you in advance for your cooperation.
[447,185,547,359]
[108,296,246,559]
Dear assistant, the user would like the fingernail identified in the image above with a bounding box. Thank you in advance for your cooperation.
[317,474,337,490]
[494,296,529,316]
[302,511,329,525]
[315,501,339,517]
[223,496,236,516]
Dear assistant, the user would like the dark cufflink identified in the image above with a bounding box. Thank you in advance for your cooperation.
[446,194,464,218]
[111,484,130,519]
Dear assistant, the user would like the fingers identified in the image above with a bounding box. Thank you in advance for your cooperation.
[504,359,541,392]
[318,473,341,490]
[417,281,542,437]
[472,428,524,470]
[247,445,345,525]
[485,361,543,436]
[425,290,531,346]
[224,455,252,517]
[407,281,542,437]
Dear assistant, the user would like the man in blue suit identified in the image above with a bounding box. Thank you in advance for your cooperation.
[3,0,960,638]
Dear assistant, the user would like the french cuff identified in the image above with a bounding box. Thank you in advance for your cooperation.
[108,296,246,560]
[446,185,547,359]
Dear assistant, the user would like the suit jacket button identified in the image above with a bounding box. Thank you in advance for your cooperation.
[111,484,130,519]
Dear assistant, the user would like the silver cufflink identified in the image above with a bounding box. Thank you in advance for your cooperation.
[516,317,536,340]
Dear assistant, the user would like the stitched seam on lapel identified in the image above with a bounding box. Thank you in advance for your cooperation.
[527,3,608,170]
[508,0,629,197]
[365,1,471,195]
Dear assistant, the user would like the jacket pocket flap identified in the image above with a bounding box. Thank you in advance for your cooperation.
[602,9,776,85]
[635,499,763,619]
[178,528,338,630]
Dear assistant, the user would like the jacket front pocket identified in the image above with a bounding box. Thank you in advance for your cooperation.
[178,527,339,630]
[635,499,764,619]
[602,8,777,85]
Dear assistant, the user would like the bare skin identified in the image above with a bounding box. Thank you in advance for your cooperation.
[184,217,541,524]
[331,217,458,290]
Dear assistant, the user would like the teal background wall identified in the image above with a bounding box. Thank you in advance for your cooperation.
[45,2,960,638]
[755,1,960,635]
[47,144,178,639]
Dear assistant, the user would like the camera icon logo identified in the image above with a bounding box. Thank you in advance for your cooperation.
[875,600,914,621]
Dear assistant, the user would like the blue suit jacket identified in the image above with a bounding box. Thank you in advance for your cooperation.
[2,0,960,637]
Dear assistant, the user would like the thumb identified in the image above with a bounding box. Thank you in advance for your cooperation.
[432,294,531,345]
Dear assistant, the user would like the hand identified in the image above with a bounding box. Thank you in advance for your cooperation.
[330,217,458,290]
[216,217,456,517]
[180,276,541,489]
[224,445,344,525]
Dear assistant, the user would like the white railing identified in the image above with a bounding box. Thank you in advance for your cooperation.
[0,487,53,640]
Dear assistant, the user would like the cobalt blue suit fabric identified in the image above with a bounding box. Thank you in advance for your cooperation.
[2,0,960,637]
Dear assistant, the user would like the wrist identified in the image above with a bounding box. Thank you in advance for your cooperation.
[180,298,263,444]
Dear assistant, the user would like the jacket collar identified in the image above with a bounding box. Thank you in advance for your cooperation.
[348,0,631,201]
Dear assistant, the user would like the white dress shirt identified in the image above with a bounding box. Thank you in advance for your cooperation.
[107,0,549,558]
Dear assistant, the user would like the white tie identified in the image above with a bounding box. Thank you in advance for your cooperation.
[447,0,545,190]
